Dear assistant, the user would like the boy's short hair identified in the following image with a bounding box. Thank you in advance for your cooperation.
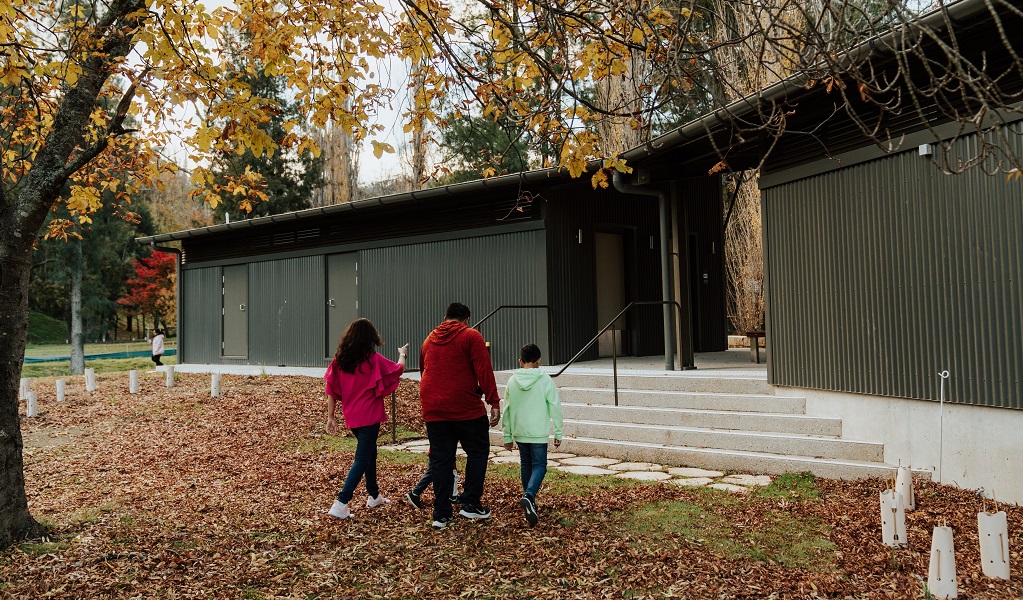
[520,343,541,363]
[446,302,471,321]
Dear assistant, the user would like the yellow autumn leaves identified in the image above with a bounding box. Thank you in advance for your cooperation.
[4,0,700,225]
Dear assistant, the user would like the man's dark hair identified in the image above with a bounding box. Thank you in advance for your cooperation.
[445,302,471,321]
[520,343,541,364]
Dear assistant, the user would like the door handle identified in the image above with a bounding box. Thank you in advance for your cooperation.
[327,299,336,307]
[239,304,246,311]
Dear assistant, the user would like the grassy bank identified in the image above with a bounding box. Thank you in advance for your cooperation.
[19,355,178,378]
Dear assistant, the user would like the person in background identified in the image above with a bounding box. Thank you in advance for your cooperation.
[324,318,408,520]
[502,343,563,527]
[418,302,501,529]
[151,328,165,367]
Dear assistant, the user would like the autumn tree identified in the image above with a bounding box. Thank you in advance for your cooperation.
[437,108,530,183]
[207,30,326,221]
[118,250,176,331]
[0,0,407,547]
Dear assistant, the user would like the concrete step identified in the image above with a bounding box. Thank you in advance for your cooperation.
[562,419,882,462]
[533,386,806,414]
[488,431,928,481]
[559,402,842,436]
[496,371,773,395]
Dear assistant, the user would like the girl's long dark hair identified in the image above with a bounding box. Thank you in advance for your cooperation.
[334,318,383,374]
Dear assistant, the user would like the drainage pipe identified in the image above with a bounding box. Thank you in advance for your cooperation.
[612,171,677,370]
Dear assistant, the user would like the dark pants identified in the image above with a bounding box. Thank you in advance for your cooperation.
[152,353,163,366]
[426,416,490,520]
[413,464,457,498]
[336,423,381,504]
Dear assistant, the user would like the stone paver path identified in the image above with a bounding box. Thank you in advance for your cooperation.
[382,439,775,494]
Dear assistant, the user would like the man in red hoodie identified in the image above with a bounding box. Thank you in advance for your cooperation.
[419,302,501,528]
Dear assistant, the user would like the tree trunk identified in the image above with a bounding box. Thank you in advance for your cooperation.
[69,240,84,375]
[0,229,46,548]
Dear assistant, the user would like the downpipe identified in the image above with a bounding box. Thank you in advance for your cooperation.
[612,171,677,371]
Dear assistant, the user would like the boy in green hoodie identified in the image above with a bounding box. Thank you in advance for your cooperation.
[502,343,563,527]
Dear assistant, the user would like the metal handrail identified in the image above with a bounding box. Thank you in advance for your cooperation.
[552,300,687,406]
[472,304,555,365]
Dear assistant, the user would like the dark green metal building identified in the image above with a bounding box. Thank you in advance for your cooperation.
[139,173,727,372]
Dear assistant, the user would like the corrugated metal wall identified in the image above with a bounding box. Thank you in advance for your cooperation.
[247,256,327,367]
[763,129,1023,408]
[181,267,222,364]
[360,229,548,371]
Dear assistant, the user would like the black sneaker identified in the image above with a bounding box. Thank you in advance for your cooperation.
[458,504,491,519]
[405,491,424,510]
[449,495,460,504]
[432,516,454,529]
[520,496,538,527]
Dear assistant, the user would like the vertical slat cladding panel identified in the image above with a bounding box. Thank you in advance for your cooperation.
[764,127,1023,408]
[360,230,548,372]
[182,267,222,364]
[248,257,326,367]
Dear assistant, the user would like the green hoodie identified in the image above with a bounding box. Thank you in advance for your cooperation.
[502,368,563,444]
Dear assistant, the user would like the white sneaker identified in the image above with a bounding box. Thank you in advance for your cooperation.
[366,494,391,508]
[327,500,350,519]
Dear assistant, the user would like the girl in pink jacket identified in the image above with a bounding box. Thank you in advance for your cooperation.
[325,318,407,520]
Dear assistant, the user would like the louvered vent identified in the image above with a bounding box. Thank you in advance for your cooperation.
[249,234,272,248]
[296,228,320,242]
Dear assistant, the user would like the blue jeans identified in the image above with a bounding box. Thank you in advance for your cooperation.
[336,423,380,504]
[517,442,548,500]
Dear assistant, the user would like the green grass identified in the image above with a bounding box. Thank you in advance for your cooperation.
[541,466,644,495]
[19,355,178,378]
[27,312,68,344]
[287,433,359,454]
[18,541,70,556]
[623,490,836,571]
[755,472,821,501]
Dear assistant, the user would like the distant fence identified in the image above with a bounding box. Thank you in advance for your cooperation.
[24,348,178,364]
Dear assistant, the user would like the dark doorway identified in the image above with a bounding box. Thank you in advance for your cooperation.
[595,231,628,357]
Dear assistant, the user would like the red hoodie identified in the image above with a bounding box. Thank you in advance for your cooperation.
[419,320,500,422]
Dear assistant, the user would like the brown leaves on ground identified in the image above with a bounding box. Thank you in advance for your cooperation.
[6,373,1023,598]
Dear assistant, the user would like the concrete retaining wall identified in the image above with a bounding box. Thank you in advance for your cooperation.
[778,385,1023,505]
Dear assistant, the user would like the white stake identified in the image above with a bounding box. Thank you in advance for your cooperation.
[55,379,66,402]
[26,391,37,417]
[978,509,1011,580]
[938,370,949,482]
[210,373,222,397]
[165,365,175,388]
[928,526,958,598]
[129,370,140,394]
[880,489,907,548]
[85,368,97,392]
[896,465,915,510]
[19,377,30,400]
